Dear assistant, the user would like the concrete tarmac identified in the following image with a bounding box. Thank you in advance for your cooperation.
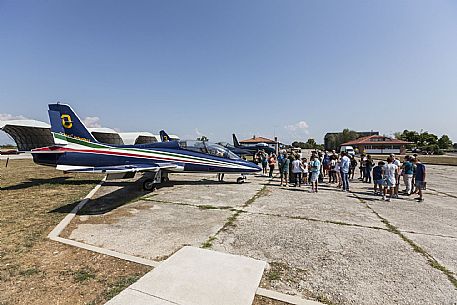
[67,167,457,305]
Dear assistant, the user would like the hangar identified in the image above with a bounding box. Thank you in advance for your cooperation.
[0,120,53,151]
[0,119,179,150]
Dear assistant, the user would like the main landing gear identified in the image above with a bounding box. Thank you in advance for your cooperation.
[143,170,169,191]
[143,179,156,191]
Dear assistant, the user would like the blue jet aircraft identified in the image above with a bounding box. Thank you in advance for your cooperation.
[32,104,261,190]
[232,134,276,155]
[161,129,250,157]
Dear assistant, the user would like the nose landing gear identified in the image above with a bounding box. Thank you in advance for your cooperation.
[237,174,247,184]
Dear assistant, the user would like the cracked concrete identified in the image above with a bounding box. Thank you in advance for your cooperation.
[66,167,457,304]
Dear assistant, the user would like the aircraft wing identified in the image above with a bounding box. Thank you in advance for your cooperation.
[56,163,178,173]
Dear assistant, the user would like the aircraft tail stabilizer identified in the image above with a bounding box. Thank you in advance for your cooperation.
[232,134,241,147]
[160,130,171,142]
[48,103,99,144]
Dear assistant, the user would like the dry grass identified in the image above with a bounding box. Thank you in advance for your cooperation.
[372,154,457,166]
[0,159,151,305]
[252,295,292,305]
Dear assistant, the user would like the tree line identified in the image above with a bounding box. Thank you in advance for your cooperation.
[394,130,453,154]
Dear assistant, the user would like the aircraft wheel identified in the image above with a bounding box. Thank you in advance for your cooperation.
[236,177,245,184]
[143,179,156,191]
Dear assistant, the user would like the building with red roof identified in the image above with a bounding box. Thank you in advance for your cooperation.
[239,136,277,145]
[341,135,413,155]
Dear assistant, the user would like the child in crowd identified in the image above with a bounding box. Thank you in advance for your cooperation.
[268,154,276,178]
[301,158,309,185]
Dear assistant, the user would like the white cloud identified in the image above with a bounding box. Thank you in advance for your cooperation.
[284,121,310,133]
[83,116,102,128]
[0,113,28,121]
[195,128,204,136]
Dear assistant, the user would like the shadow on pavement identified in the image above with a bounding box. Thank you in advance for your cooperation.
[50,177,248,215]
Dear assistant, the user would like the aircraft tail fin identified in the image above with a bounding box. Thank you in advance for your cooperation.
[233,134,241,147]
[48,103,99,144]
[159,130,171,142]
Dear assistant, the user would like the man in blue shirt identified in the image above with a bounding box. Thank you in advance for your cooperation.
[413,158,426,202]
[402,156,414,195]
[340,152,351,191]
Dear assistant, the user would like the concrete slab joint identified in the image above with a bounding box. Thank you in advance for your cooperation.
[106,246,267,305]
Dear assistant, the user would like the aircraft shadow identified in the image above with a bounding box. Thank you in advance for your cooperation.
[51,177,246,216]
[164,179,242,186]
[2,177,100,191]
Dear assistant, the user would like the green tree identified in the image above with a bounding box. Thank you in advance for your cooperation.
[396,130,420,143]
[437,135,452,149]
[417,132,438,147]
[326,134,337,150]
[340,129,358,144]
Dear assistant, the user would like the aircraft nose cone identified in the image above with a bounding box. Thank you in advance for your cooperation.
[247,162,262,172]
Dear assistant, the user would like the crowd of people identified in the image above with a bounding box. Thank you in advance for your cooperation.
[254,150,427,202]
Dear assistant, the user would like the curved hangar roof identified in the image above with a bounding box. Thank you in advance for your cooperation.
[0,120,177,150]
[0,120,53,151]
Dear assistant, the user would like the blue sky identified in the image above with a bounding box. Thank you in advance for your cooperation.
[1,0,456,145]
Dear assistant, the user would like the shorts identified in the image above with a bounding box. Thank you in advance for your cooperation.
[386,179,396,187]
[310,172,319,182]
[415,180,425,189]
[374,179,385,186]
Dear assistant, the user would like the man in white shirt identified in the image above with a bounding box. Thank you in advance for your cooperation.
[291,155,304,187]
[390,154,401,198]
[383,156,399,201]
[340,152,351,191]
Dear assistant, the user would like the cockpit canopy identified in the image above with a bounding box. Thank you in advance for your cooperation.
[179,141,240,160]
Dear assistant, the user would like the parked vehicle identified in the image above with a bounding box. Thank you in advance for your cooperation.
[340,145,355,156]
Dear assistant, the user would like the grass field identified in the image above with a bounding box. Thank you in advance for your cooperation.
[371,154,457,166]
[0,159,151,305]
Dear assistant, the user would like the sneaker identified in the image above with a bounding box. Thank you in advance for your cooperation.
[417,198,424,202]
[382,196,386,201]
[387,198,391,202]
